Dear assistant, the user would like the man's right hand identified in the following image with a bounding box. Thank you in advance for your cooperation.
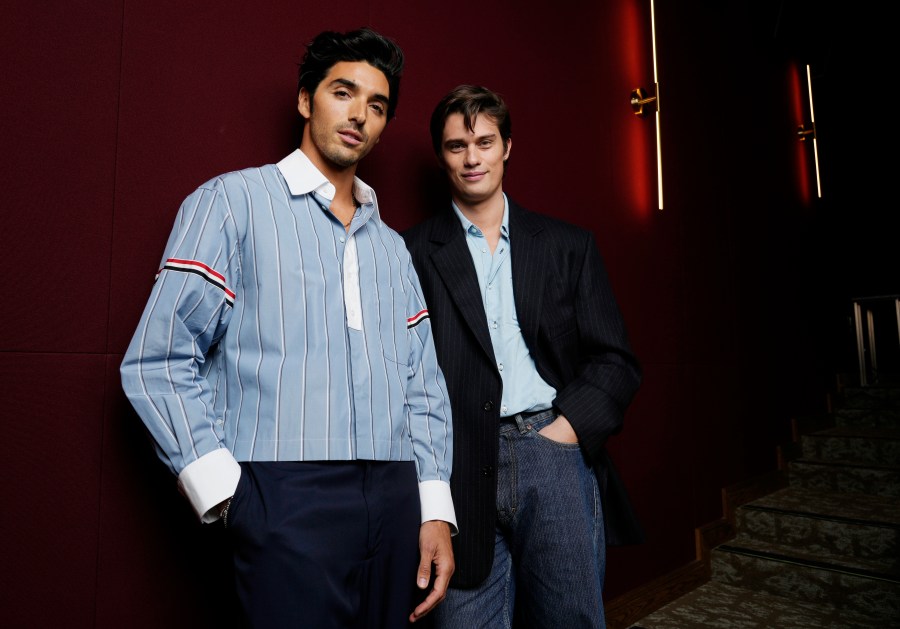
[409,520,455,622]
[216,497,233,522]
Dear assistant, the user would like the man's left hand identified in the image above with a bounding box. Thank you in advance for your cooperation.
[409,520,455,622]
[537,414,579,443]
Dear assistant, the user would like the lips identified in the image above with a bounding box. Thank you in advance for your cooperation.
[462,171,485,181]
[338,127,365,146]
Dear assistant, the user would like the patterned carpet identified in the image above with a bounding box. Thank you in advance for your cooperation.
[627,380,900,629]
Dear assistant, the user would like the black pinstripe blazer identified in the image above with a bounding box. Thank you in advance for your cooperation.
[403,198,644,588]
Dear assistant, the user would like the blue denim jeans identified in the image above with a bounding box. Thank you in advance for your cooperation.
[434,410,606,629]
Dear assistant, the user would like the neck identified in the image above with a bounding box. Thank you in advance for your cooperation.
[454,191,505,233]
[454,191,505,252]
[298,142,357,201]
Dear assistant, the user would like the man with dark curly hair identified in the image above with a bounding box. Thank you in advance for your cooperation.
[122,28,456,628]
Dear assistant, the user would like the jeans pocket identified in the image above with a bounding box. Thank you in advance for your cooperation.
[528,415,581,450]
[532,431,582,450]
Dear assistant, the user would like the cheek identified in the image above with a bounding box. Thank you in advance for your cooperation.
[370,119,388,140]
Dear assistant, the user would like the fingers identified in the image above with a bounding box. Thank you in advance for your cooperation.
[537,415,578,443]
[409,556,452,622]
[416,555,433,591]
[410,584,444,622]
[409,521,455,622]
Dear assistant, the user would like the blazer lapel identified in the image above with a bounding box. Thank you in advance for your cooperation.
[429,212,496,363]
[508,200,546,345]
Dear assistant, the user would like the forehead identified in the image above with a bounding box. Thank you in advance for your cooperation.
[320,60,389,96]
[443,112,500,139]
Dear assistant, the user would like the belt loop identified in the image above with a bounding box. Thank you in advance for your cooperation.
[513,413,529,434]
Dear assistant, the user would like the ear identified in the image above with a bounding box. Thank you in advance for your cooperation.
[503,137,512,161]
[298,88,311,120]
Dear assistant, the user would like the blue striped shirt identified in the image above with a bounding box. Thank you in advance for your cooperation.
[121,150,455,526]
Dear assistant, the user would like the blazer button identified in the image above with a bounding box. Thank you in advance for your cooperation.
[481,466,494,477]
[483,401,494,411]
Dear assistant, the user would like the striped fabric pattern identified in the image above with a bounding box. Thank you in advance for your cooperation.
[120,152,453,494]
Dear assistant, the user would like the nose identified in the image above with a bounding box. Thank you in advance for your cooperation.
[349,97,367,125]
[463,144,480,166]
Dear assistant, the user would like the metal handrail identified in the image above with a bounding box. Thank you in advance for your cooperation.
[852,294,900,386]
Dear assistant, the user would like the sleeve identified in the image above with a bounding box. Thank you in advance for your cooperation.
[403,255,458,533]
[120,180,242,522]
[553,233,642,464]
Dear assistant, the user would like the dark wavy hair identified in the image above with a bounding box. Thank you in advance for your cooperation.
[297,27,404,122]
[429,85,512,157]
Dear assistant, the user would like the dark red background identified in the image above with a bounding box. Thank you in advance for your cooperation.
[1,1,889,626]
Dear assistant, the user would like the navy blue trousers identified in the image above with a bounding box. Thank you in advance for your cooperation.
[225,460,421,628]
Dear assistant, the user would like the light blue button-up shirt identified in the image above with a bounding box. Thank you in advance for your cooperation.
[452,196,556,417]
[122,150,455,526]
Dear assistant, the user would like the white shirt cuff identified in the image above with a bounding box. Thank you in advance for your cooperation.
[177,449,242,523]
[419,479,458,535]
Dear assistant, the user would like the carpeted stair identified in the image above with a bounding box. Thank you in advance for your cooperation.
[627,381,900,628]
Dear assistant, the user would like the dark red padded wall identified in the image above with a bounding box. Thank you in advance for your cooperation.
[1,3,122,626]
[1,353,107,626]
[0,1,121,354]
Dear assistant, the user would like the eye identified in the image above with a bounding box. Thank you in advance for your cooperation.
[447,143,465,152]
[479,139,494,148]
[370,102,386,115]
[334,89,351,99]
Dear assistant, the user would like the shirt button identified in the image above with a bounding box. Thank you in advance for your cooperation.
[483,401,494,411]
[216,419,224,426]
[498,363,504,371]
[501,405,508,414]
[339,236,345,243]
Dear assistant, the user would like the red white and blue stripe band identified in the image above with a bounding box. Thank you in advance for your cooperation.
[407,309,429,329]
[157,258,236,307]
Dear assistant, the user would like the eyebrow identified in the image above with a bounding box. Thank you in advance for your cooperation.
[328,78,390,107]
[444,132,496,146]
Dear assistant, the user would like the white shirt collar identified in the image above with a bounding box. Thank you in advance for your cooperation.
[275,148,376,205]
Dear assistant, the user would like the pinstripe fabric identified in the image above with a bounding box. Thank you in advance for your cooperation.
[121,150,453,522]
[403,198,642,587]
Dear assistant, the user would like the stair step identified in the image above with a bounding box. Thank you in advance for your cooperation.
[801,425,900,465]
[736,487,900,562]
[719,532,899,577]
[711,537,900,621]
[840,385,900,409]
[833,407,900,428]
[625,381,900,628]
[788,458,900,498]
[626,580,888,629]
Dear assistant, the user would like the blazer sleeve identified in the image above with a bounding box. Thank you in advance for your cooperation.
[552,233,642,464]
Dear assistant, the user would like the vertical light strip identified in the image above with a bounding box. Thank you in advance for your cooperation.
[806,64,822,198]
[651,0,663,210]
